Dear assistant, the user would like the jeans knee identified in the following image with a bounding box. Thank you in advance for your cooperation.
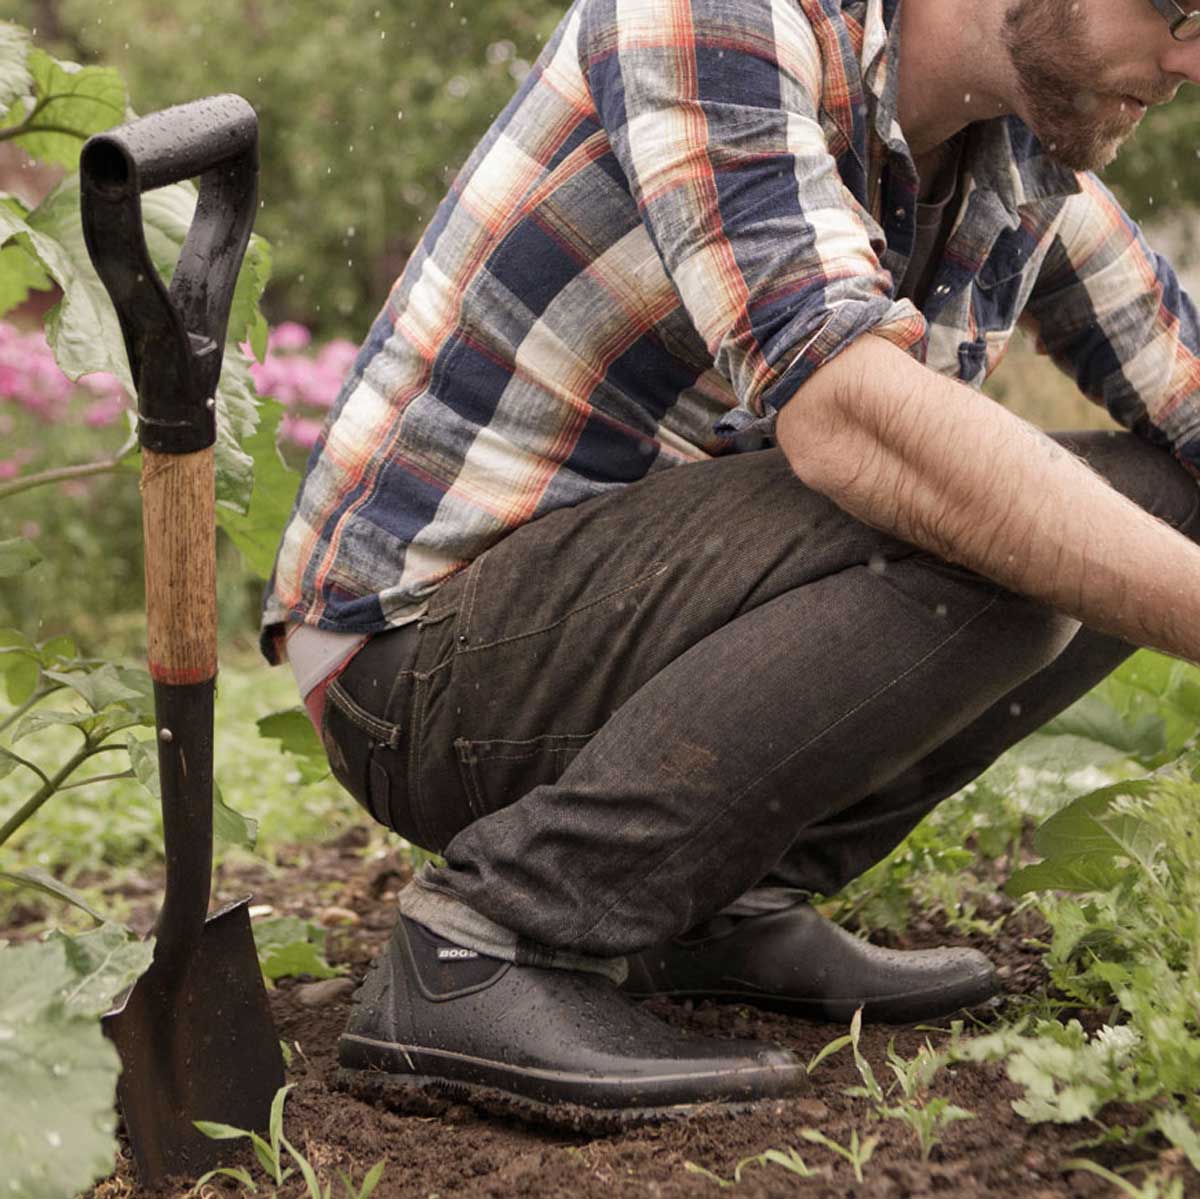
[990,592,1080,677]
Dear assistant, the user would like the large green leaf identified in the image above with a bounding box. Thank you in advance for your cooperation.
[51,924,153,1016]
[43,665,144,713]
[0,23,32,113]
[1031,779,1158,862]
[0,239,52,316]
[1040,694,1165,764]
[1004,856,1132,898]
[218,399,299,577]
[213,782,258,852]
[0,939,123,1199]
[7,48,125,168]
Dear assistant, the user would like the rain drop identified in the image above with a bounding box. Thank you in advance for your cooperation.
[868,553,887,574]
[46,1131,61,1148]
[1009,702,1023,717]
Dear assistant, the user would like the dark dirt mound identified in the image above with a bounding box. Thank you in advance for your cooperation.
[71,831,1195,1199]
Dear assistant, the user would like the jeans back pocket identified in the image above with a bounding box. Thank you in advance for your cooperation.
[453,732,596,818]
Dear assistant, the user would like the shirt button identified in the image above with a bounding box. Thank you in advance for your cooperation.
[895,207,906,218]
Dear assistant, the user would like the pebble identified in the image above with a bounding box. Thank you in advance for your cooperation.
[319,905,360,926]
[791,1098,830,1121]
[1023,1150,1047,1174]
[295,978,356,1007]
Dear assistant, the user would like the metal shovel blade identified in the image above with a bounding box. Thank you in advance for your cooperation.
[103,896,285,1184]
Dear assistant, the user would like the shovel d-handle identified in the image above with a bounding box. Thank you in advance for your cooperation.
[80,95,258,454]
[80,97,257,970]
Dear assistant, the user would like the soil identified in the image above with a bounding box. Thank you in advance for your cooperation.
[45,828,1194,1199]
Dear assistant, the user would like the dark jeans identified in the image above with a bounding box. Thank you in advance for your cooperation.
[319,432,1200,960]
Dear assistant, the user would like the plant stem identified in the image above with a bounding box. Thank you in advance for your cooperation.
[57,770,134,790]
[0,742,122,848]
[0,455,126,501]
[0,750,50,787]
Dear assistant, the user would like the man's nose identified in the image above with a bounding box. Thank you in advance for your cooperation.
[1158,40,1200,86]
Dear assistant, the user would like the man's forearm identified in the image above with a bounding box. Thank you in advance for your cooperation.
[776,333,1200,664]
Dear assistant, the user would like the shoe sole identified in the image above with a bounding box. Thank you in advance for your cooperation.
[336,1034,802,1132]
[623,976,1002,1024]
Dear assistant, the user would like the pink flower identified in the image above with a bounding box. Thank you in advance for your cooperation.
[84,396,127,427]
[0,459,19,480]
[281,416,323,449]
[268,322,312,352]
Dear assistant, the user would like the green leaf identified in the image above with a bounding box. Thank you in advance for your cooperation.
[354,1160,387,1199]
[1155,1106,1200,1171]
[268,1082,292,1162]
[51,924,153,1016]
[0,23,32,113]
[255,702,327,783]
[213,782,258,852]
[0,536,42,578]
[124,735,160,798]
[11,49,125,169]
[218,399,299,578]
[1004,856,1132,898]
[258,939,341,983]
[280,1132,322,1199]
[0,939,123,1199]
[43,664,143,713]
[1041,693,1165,764]
[7,178,132,392]
[1032,779,1158,862]
[253,916,342,982]
[12,708,90,743]
[38,634,77,666]
[4,653,39,705]
[0,239,52,317]
[194,1120,252,1142]
[191,1164,259,1193]
[0,868,107,923]
[230,234,272,362]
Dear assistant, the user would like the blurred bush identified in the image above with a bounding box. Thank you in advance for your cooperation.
[0,0,563,339]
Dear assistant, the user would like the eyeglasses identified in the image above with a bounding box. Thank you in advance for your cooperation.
[1149,0,1200,40]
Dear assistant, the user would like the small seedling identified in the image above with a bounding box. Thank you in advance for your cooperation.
[684,1145,816,1187]
[1063,1158,1185,1199]
[192,1084,385,1199]
[799,1127,879,1182]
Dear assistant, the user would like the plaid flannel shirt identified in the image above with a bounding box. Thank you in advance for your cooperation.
[261,0,1200,661]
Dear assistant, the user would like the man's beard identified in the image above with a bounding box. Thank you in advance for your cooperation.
[1003,0,1146,171]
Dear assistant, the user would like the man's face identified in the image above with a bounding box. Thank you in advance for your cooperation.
[1003,0,1181,171]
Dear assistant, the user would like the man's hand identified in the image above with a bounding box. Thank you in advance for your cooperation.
[775,333,1200,664]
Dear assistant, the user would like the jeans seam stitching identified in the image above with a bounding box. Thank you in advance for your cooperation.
[572,588,1004,945]
[326,679,405,748]
[456,563,670,653]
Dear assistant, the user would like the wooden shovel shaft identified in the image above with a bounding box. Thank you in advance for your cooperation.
[141,447,217,686]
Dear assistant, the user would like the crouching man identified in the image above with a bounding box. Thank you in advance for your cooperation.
[260,0,1200,1123]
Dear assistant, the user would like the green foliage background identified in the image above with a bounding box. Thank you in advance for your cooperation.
[0,0,563,339]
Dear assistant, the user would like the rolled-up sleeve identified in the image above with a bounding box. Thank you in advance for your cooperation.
[579,0,924,436]
[1023,172,1200,478]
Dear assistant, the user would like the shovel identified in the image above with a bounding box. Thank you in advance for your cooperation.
[79,95,285,1185]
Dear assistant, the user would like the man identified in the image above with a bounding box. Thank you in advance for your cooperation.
[262,0,1200,1124]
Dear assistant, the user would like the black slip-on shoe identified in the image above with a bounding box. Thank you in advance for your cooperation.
[335,916,807,1129]
[622,903,1000,1024]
